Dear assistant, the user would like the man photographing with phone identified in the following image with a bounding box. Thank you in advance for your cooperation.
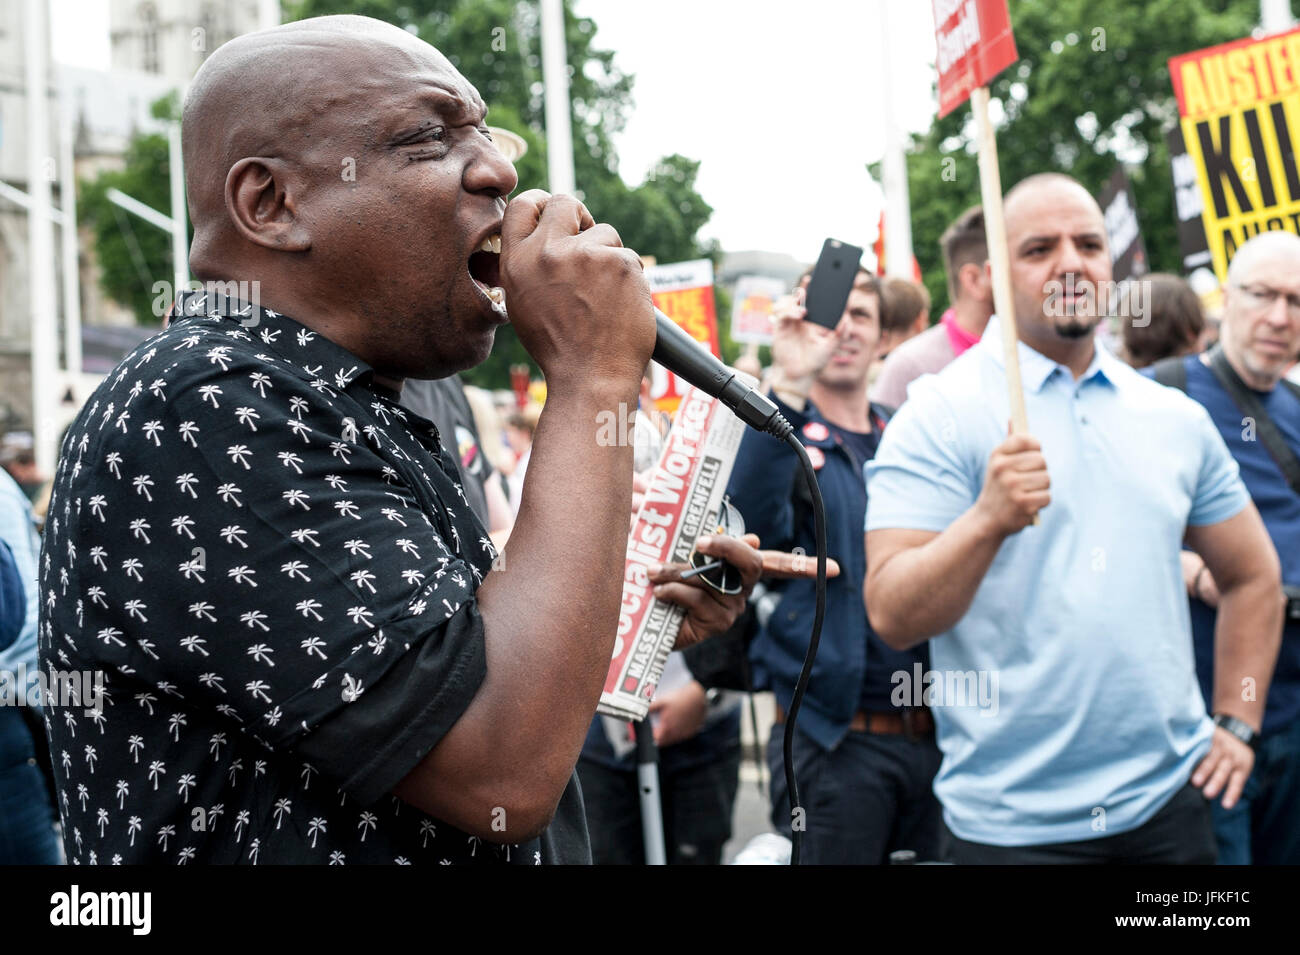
[38,14,768,865]
[727,260,942,865]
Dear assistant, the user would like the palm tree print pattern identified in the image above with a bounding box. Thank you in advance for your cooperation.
[35,293,563,865]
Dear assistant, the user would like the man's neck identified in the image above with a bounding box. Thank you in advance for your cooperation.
[373,373,405,395]
[223,277,410,394]
[1216,341,1281,392]
[953,300,992,338]
[810,380,872,432]
[1015,325,1096,380]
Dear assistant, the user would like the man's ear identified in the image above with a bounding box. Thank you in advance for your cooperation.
[878,328,905,357]
[967,261,993,302]
[225,157,311,251]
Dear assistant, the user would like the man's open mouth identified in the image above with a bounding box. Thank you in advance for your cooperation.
[469,234,505,309]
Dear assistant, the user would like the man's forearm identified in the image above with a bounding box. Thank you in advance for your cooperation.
[476,387,637,755]
[1211,575,1284,730]
[866,506,1006,649]
[407,383,639,839]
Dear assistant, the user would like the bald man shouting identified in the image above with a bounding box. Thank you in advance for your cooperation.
[37,15,761,865]
[862,173,1283,864]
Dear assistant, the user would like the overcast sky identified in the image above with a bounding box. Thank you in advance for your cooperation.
[50,0,941,263]
[574,0,940,262]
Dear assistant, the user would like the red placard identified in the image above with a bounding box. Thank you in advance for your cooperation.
[644,259,719,414]
[933,0,1019,118]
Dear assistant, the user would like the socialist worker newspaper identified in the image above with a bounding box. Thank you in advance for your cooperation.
[598,378,753,722]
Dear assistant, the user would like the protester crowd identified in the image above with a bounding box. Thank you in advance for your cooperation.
[2,14,1298,867]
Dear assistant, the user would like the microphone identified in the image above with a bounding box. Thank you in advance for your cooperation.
[652,308,791,437]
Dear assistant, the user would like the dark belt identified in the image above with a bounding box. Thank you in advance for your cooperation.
[774,703,934,740]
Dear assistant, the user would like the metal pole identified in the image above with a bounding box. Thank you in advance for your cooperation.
[60,88,82,377]
[258,0,282,31]
[168,122,189,296]
[634,720,667,865]
[879,0,914,277]
[539,0,576,195]
[24,0,59,477]
[105,187,176,233]
[0,180,64,223]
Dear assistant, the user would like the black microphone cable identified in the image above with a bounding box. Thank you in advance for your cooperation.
[697,403,826,866]
[729,404,828,867]
[646,312,828,866]
[776,430,826,867]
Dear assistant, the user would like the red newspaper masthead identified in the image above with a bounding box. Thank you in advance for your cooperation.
[933,0,1019,118]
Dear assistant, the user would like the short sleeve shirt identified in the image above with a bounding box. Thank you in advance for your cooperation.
[865,320,1250,846]
[37,290,579,865]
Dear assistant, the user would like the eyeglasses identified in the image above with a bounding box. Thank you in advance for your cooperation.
[1234,283,1300,317]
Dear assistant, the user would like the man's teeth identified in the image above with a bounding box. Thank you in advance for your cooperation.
[484,286,505,306]
[478,234,501,253]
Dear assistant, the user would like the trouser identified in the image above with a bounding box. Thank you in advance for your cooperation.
[0,707,62,865]
[766,722,943,865]
[578,741,742,865]
[943,782,1216,864]
[1210,715,1300,864]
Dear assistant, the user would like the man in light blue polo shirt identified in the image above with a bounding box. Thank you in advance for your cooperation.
[863,173,1284,863]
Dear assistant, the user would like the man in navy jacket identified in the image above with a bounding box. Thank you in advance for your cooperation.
[728,270,940,864]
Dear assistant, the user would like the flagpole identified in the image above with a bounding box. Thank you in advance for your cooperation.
[969,86,1030,438]
[59,86,82,378]
[168,122,189,298]
[539,0,576,195]
[879,0,914,278]
[25,0,59,477]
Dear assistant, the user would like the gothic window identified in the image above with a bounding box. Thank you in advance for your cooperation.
[139,2,159,74]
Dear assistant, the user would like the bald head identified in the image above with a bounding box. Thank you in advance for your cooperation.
[174,14,518,382]
[1226,229,1300,287]
[1003,173,1101,229]
[1221,229,1300,388]
[183,15,482,272]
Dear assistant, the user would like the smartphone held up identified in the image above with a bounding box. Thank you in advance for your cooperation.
[803,238,865,331]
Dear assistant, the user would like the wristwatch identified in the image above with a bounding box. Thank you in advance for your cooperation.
[1213,713,1260,751]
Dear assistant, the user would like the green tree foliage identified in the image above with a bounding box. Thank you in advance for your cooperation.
[78,94,181,325]
[904,0,1258,318]
[286,0,721,385]
[80,3,721,385]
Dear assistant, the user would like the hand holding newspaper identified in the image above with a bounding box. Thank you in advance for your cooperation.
[598,377,844,722]
[599,383,749,722]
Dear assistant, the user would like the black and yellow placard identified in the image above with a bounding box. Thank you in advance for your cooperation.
[1170,28,1300,280]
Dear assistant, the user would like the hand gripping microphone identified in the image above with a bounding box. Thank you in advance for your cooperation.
[651,308,792,439]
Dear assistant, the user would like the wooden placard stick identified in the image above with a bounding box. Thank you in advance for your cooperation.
[970,85,1030,437]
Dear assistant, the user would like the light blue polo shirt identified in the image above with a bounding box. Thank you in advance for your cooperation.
[865,320,1250,846]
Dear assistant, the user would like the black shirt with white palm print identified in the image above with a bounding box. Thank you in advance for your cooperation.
[38,291,589,864]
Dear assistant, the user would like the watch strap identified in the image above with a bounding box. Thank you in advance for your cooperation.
[1213,713,1260,751]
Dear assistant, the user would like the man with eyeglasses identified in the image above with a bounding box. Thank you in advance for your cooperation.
[1149,230,1300,864]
